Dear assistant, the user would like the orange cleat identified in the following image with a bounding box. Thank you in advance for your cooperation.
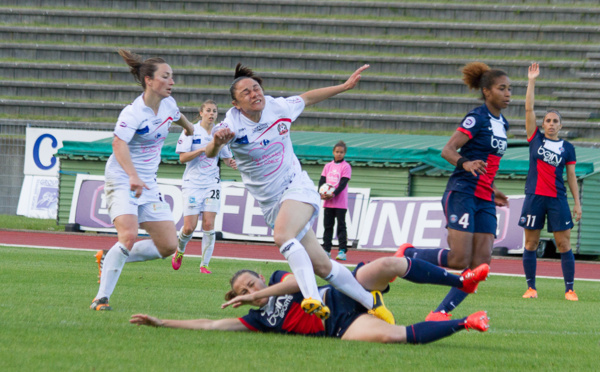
[460,264,490,294]
[565,289,578,301]
[95,250,106,284]
[425,310,452,322]
[522,287,538,298]
[464,311,489,332]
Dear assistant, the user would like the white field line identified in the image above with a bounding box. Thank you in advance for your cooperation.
[2,243,599,282]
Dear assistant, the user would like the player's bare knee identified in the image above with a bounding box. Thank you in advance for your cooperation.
[202,221,215,232]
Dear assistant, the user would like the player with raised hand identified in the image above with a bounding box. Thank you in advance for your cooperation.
[519,63,581,301]
[397,62,511,320]
[131,255,491,344]
[172,100,237,274]
[204,63,395,324]
[90,49,194,311]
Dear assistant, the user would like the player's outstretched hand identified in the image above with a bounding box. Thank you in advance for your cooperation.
[213,128,235,146]
[344,64,370,91]
[528,63,540,81]
[221,294,254,309]
[130,314,163,327]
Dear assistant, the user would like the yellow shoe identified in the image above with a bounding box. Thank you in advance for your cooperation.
[565,289,578,301]
[522,287,538,298]
[367,290,395,325]
[300,298,331,320]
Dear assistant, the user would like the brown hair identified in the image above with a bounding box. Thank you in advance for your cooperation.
[193,99,218,122]
[230,63,264,100]
[118,49,167,90]
[333,140,347,152]
[543,109,562,124]
[462,62,508,100]
[224,269,260,301]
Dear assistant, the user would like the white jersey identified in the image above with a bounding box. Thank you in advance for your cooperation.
[214,95,305,204]
[105,94,181,183]
[176,123,232,189]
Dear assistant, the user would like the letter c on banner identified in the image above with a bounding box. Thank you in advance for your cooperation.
[33,133,58,170]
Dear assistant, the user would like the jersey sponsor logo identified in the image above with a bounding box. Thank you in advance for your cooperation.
[278,122,289,135]
[192,139,202,144]
[253,123,269,133]
[461,116,476,129]
[234,135,249,144]
[286,96,303,104]
[135,126,149,135]
[537,146,562,167]
[155,133,162,139]
[491,136,507,155]
[263,294,293,326]
[260,139,270,146]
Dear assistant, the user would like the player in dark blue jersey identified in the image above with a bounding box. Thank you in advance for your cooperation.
[518,63,582,301]
[397,62,510,321]
[130,255,491,344]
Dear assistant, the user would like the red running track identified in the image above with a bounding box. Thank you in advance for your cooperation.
[1,230,599,280]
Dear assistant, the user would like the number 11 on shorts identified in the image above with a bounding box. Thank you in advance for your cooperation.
[524,215,536,227]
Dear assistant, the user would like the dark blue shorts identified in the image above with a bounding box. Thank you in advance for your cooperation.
[442,191,497,236]
[324,263,390,338]
[518,194,573,232]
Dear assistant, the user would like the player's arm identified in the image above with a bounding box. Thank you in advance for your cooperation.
[179,147,206,163]
[300,64,369,107]
[441,131,487,177]
[525,63,539,140]
[130,314,249,332]
[566,163,582,222]
[173,114,194,136]
[112,135,148,198]
[222,275,301,309]
[206,128,235,158]
[222,157,238,170]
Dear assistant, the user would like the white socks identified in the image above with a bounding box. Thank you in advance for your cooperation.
[96,242,128,300]
[127,240,163,262]
[279,238,322,302]
[201,230,216,267]
[178,228,193,253]
[325,260,373,309]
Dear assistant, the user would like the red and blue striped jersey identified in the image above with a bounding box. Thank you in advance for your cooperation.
[445,104,509,201]
[524,127,576,198]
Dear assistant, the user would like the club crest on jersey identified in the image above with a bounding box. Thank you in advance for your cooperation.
[450,214,458,223]
[461,117,476,129]
[260,139,270,146]
[119,121,127,128]
[135,126,149,135]
[520,216,526,224]
[278,122,289,135]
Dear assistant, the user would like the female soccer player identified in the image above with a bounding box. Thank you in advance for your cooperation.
[130,256,490,344]
[204,63,394,324]
[90,49,194,311]
[397,62,510,320]
[171,100,237,273]
[519,63,582,301]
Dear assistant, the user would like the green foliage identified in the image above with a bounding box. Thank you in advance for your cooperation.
[0,246,598,371]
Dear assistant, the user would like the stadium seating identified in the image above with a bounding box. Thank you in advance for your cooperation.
[1,0,600,140]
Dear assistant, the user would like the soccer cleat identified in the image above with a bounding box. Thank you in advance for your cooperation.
[565,289,578,301]
[336,251,347,261]
[200,265,212,274]
[522,287,538,298]
[368,290,395,325]
[90,297,112,311]
[95,250,106,284]
[394,243,414,258]
[301,298,331,320]
[425,310,452,321]
[172,250,184,270]
[464,311,489,332]
[460,263,490,293]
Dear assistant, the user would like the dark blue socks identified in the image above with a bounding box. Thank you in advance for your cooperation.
[560,250,575,292]
[522,249,537,290]
[405,318,466,344]
[435,286,469,313]
[402,257,462,288]
[404,247,449,267]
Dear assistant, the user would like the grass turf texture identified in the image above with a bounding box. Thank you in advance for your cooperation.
[1,246,597,371]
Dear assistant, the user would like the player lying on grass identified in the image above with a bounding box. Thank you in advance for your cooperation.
[131,254,490,344]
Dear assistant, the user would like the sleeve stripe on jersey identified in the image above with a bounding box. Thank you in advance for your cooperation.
[527,127,539,142]
[457,127,473,139]
[239,317,260,332]
[566,161,576,165]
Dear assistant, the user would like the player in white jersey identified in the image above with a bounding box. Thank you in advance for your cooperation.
[91,49,194,311]
[204,63,394,324]
[172,100,237,273]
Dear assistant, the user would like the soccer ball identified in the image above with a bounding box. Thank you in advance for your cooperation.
[319,183,335,196]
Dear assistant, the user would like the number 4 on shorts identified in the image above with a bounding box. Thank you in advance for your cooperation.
[459,213,470,229]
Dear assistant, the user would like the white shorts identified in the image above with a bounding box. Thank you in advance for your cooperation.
[105,180,174,223]
[260,171,320,241]
[182,185,221,216]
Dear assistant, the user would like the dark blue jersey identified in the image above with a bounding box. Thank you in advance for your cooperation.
[524,127,576,198]
[445,104,509,201]
[239,271,325,336]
